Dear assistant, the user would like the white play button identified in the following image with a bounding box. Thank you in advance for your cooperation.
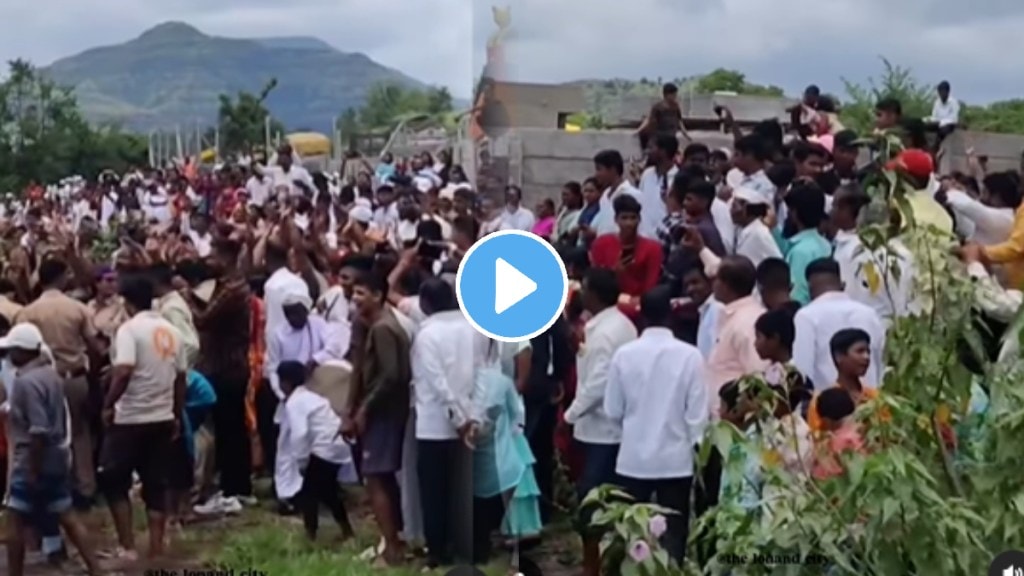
[494,257,538,314]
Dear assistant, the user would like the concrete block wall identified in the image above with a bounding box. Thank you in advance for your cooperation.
[939,130,1024,175]
[512,128,733,205]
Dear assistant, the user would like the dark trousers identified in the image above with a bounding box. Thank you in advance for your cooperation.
[297,455,351,539]
[693,447,723,564]
[576,441,620,533]
[473,494,505,564]
[524,400,556,524]
[256,380,280,478]
[417,439,472,567]
[576,441,620,503]
[619,476,694,565]
[212,374,252,497]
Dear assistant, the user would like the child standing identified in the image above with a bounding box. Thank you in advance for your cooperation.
[276,361,354,542]
[807,328,880,433]
[811,388,866,480]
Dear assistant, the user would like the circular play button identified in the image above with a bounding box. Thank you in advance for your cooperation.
[456,229,569,343]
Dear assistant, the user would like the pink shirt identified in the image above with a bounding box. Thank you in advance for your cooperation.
[706,295,768,417]
[531,216,555,238]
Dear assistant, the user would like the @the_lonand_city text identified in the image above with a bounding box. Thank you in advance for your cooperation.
[719,551,829,566]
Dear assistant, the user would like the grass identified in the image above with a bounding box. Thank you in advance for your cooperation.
[204,510,571,576]
[2,467,583,575]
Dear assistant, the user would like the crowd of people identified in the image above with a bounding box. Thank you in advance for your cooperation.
[0,74,1016,576]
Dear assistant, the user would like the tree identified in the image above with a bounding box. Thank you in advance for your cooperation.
[838,58,934,135]
[0,59,147,192]
[217,78,285,156]
[694,68,785,96]
[837,58,1024,136]
[961,99,1024,135]
[348,83,456,132]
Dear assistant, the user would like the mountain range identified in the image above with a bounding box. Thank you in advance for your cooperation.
[40,22,429,133]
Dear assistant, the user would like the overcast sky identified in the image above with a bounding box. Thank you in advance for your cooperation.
[1,0,1021,104]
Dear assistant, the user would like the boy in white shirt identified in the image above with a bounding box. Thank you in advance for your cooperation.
[276,361,354,542]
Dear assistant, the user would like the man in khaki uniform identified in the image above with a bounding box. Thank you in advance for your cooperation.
[15,258,104,508]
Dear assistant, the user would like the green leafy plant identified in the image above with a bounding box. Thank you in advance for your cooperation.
[689,132,1024,575]
[593,132,1024,575]
[584,485,680,576]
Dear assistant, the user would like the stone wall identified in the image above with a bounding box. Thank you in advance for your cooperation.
[938,130,1024,175]
[512,128,733,205]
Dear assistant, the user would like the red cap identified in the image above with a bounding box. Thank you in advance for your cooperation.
[885,149,934,180]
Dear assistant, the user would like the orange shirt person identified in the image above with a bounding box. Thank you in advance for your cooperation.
[980,201,1024,289]
[807,328,881,433]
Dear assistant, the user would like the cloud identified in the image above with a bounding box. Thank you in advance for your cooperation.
[0,0,1021,104]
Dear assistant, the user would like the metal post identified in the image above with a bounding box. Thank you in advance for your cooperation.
[264,116,271,158]
[175,125,183,163]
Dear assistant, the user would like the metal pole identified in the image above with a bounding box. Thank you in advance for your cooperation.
[264,116,271,158]
[175,125,183,162]
[214,126,220,164]
[148,131,155,167]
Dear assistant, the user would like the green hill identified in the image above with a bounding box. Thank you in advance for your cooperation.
[41,21,428,133]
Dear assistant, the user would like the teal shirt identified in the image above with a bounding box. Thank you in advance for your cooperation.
[784,229,832,304]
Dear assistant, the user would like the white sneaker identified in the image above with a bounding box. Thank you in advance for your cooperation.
[220,496,243,515]
[193,497,224,516]
[193,493,232,516]
[236,495,258,507]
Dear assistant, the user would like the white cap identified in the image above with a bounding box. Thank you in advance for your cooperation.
[733,186,771,205]
[349,205,373,224]
[0,323,45,351]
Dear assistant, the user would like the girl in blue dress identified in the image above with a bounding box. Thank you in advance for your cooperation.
[473,340,543,553]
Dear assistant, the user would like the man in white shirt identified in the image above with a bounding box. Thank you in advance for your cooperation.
[732,134,776,203]
[260,244,311,479]
[500,185,536,231]
[564,267,637,576]
[793,258,886,391]
[142,185,172,225]
[694,186,781,275]
[102,275,186,560]
[590,149,653,239]
[943,172,1017,247]
[261,144,316,200]
[275,360,355,541]
[604,286,707,565]
[638,135,678,232]
[831,185,913,322]
[245,169,272,207]
[928,81,960,152]
[187,213,213,258]
[682,267,722,360]
[373,185,401,234]
[479,196,511,237]
[411,279,482,568]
